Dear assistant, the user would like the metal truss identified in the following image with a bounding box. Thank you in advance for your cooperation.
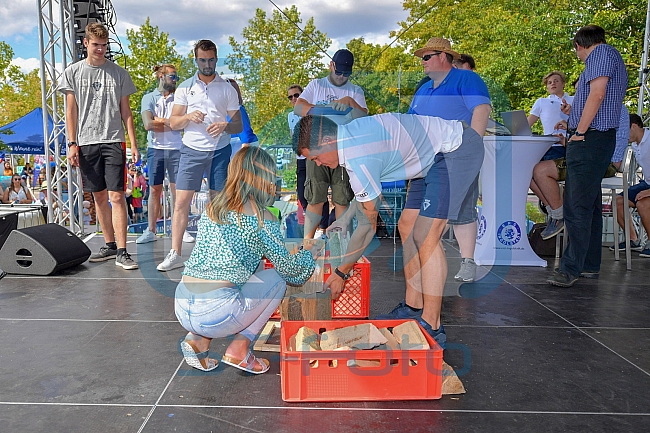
[638,0,650,123]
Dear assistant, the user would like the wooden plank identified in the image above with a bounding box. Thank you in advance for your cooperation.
[252,320,281,353]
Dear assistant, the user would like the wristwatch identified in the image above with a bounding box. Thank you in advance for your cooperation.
[68,141,77,147]
[334,267,352,281]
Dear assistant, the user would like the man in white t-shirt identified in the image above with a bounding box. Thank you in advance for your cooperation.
[157,39,242,271]
[612,113,650,256]
[293,113,485,349]
[137,63,185,245]
[294,49,368,238]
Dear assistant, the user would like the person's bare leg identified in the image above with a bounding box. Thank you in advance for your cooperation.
[636,198,650,240]
[533,160,562,209]
[615,195,638,242]
[412,216,448,329]
[530,178,549,207]
[148,184,163,232]
[224,334,253,359]
[454,221,477,259]
[172,190,194,255]
[93,189,115,244]
[108,191,128,249]
[398,208,423,308]
[304,203,324,238]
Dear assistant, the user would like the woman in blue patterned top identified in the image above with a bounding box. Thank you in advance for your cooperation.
[175,146,318,374]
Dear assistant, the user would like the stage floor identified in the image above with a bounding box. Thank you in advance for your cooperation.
[1,233,650,432]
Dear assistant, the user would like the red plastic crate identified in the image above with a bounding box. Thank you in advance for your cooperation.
[280,319,443,402]
[264,256,370,319]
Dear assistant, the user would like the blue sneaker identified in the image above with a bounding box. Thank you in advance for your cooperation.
[418,320,446,350]
[375,300,422,320]
[640,248,650,258]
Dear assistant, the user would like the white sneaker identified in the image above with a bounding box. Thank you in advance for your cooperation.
[136,228,157,244]
[314,228,325,239]
[183,230,195,243]
[157,249,185,272]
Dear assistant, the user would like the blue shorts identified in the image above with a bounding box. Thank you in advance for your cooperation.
[146,147,181,186]
[541,145,566,161]
[176,144,231,192]
[620,180,650,204]
[417,127,484,221]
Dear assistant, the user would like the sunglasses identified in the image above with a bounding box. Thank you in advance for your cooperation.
[334,70,352,77]
[164,74,179,81]
[422,52,443,62]
[287,93,301,100]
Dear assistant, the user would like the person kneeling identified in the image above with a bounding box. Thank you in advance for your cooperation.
[174,147,318,373]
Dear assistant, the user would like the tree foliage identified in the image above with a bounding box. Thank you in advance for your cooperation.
[227,6,330,145]
[117,18,182,150]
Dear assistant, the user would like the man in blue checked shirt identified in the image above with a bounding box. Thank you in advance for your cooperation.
[547,25,628,287]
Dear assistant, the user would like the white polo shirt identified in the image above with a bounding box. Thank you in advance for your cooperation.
[141,89,182,151]
[632,128,650,179]
[300,76,367,110]
[338,113,464,202]
[530,92,574,135]
[174,73,240,152]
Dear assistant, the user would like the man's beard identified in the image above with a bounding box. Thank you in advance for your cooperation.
[200,67,215,76]
[162,82,176,93]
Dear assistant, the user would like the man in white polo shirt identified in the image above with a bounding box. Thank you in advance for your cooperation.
[293,113,485,349]
[157,39,242,271]
[137,63,184,244]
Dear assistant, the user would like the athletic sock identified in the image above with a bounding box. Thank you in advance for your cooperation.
[117,248,127,257]
[107,242,117,250]
[551,205,563,220]
[407,305,422,313]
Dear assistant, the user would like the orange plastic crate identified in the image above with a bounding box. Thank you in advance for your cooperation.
[264,256,370,319]
[280,319,443,402]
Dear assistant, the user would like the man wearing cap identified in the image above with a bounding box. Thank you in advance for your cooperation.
[294,49,368,239]
[387,36,491,314]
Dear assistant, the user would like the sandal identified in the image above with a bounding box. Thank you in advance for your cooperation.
[181,334,219,372]
[222,351,270,374]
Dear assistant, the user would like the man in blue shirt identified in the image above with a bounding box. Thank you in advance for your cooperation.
[547,25,628,287]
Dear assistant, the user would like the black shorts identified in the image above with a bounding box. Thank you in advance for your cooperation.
[78,142,126,193]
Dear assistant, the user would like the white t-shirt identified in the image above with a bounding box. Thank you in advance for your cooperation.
[338,113,464,202]
[300,76,367,110]
[174,73,240,152]
[530,92,574,136]
[632,128,650,179]
[141,89,182,150]
[288,112,305,160]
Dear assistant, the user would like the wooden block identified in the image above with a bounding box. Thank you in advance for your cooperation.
[293,326,321,352]
[392,321,430,350]
[378,328,401,351]
[441,361,466,395]
[283,291,332,321]
[321,323,387,351]
[253,320,281,353]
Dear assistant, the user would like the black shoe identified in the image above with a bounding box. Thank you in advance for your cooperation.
[547,270,578,288]
[89,245,117,262]
[579,270,599,279]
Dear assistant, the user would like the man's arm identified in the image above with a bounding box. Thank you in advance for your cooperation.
[333,96,368,113]
[294,97,314,117]
[169,104,194,130]
[142,111,168,133]
[527,114,539,127]
[65,91,80,167]
[224,109,243,134]
[325,197,380,299]
[470,103,492,136]
[121,95,139,164]
[573,76,609,135]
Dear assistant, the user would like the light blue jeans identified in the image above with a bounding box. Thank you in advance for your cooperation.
[174,269,286,342]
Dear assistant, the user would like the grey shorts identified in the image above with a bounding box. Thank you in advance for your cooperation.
[176,144,231,192]
[304,159,354,206]
[418,127,484,221]
[146,147,181,186]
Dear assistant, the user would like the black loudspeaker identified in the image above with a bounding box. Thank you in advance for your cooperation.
[0,224,91,275]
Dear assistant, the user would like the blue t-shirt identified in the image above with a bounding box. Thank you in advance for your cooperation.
[408,68,491,124]
[234,105,258,144]
[569,44,627,131]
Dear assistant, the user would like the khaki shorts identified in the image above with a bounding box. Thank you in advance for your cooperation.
[603,162,618,178]
[304,159,354,206]
[555,158,618,181]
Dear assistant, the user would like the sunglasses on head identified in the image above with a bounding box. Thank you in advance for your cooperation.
[422,52,443,62]
[334,69,352,77]
[287,93,300,100]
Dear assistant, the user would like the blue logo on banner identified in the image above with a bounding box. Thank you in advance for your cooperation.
[477,215,487,240]
[497,221,521,246]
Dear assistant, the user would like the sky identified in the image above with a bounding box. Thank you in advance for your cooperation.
[2,0,410,73]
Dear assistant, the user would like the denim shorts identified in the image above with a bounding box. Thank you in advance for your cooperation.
[146,147,181,186]
[407,127,484,222]
[620,179,650,204]
[176,144,231,192]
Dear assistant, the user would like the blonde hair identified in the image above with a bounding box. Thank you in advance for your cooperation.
[153,64,176,79]
[85,23,109,41]
[206,146,277,228]
[543,71,566,86]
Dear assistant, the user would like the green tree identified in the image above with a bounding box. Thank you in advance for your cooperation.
[227,6,330,144]
[116,18,182,150]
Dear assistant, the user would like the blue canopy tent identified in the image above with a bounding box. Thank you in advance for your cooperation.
[0,107,65,155]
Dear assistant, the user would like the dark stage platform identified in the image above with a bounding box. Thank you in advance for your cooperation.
[1,234,650,432]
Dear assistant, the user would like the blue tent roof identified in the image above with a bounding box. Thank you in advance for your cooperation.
[0,107,65,155]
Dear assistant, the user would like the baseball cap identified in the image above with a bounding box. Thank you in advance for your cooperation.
[332,49,354,73]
